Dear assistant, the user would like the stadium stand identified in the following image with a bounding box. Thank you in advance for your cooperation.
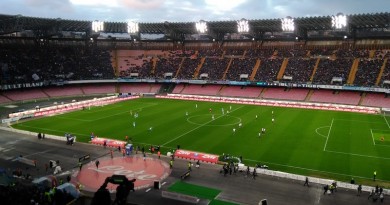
[0,94,13,104]
[171,84,185,94]
[81,84,116,94]
[283,58,316,83]
[254,58,283,82]
[1,89,48,101]
[198,58,230,80]
[154,58,182,79]
[219,86,262,98]
[177,58,201,79]
[361,93,390,108]
[226,58,257,81]
[42,86,83,97]
[181,84,222,96]
[118,82,161,94]
[312,58,353,85]
[309,90,361,105]
[262,88,309,101]
[353,59,383,86]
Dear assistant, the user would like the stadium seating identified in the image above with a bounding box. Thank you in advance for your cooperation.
[283,58,316,83]
[312,59,353,85]
[181,84,222,96]
[42,86,83,97]
[226,58,256,81]
[262,88,308,101]
[172,84,185,94]
[2,89,48,101]
[120,83,161,94]
[0,94,13,104]
[309,90,361,105]
[219,86,262,98]
[198,58,230,80]
[361,93,390,108]
[254,58,283,82]
[353,59,383,86]
[81,84,116,94]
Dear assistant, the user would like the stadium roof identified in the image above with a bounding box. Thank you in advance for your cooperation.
[0,12,389,39]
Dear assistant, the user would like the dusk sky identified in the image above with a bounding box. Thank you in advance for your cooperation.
[0,0,388,22]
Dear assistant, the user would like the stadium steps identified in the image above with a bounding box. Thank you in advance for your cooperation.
[242,50,247,58]
[347,58,360,85]
[41,89,52,98]
[249,58,261,81]
[358,92,367,105]
[193,57,206,79]
[174,57,186,78]
[111,50,119,77]
[1,93,13,102]
[151,58,157,75]
[258,88,267,98]
[375,58,388,86]
[222,58,234,80]
[216,85,225,96]
[304,90,314,101]
[309,58,321,82]
[276,58,289,81]
[369,50,376,58]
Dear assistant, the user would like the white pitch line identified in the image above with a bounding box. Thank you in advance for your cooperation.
[370,129,376,145]
[162,106,243,146]
[315,126,329,138]
[323,118,334,151]
[17,124,89,137]
[334,118,387,125]
[324,149,390,160]
[383,115,390,129]
[244,158,390,182]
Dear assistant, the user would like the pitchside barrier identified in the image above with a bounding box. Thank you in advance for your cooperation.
[157,94,380,114]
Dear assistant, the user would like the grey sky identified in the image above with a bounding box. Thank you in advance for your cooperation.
[0,0,388,22]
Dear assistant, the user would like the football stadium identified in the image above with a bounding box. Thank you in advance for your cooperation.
[0,7,390,205]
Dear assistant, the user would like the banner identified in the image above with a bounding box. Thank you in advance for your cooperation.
[91,137,126,148]
[174,149,219,164]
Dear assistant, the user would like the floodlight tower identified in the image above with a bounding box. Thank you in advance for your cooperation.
[127,21,140,41]
[331,13,349,39]
[332,13,347,30]
[237,18,249,33]
[89,20,104,46]
[196,20,208,34]
[281,16,295,32]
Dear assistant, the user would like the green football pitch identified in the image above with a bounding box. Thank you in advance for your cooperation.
[11,98,390,186]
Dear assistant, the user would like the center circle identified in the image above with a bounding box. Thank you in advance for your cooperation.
[187,114,241,126]
[73,156,171,193]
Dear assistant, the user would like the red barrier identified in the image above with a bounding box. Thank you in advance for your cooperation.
[174,149,219,164]
[90,137,126,148]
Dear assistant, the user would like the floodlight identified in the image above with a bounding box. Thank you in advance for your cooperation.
[196,20,208,34]
[92,20,104,32]
[281,17,294,32]
[127,21,139,34]
[332,13,347,29]
[237,18,249,33]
